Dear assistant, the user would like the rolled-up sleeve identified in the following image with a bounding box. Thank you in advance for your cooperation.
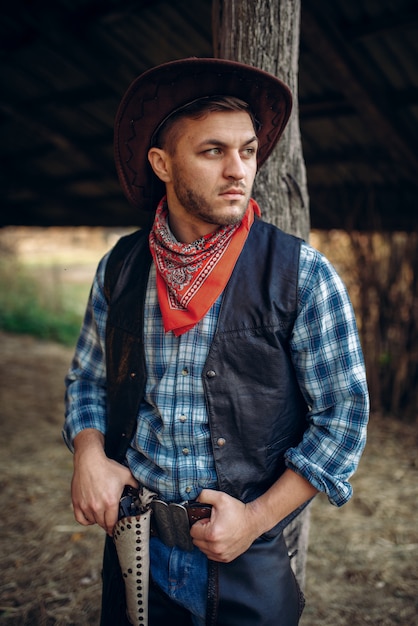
[63,254,110,452]
[285,243,369,506]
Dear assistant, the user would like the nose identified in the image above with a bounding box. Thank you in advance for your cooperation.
[223,151,246,180]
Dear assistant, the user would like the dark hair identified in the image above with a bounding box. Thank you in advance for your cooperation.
[151,95,260,154]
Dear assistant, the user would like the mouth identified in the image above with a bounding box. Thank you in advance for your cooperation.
[219,188,245,199]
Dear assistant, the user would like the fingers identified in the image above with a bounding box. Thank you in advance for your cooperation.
[71,456,138,535]
[192,490,257,562]
[197,488,221,506]
[73,504,96,527]
[103,507,119,536]
[73,491,120,534]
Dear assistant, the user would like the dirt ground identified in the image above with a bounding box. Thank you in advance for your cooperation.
[0,331,417,626]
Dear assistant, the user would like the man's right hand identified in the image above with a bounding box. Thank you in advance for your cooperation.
[71,428,138,536]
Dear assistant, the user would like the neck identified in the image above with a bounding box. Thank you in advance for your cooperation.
[167,212,219,244]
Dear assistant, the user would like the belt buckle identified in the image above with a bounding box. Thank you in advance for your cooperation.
[170,503,194,551]
[151,500,194,552]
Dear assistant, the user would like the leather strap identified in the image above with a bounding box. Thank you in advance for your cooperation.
[206,560,219,626]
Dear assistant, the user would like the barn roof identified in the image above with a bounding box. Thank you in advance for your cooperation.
[1,0,417,231]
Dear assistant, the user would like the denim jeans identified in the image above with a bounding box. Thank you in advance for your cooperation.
[150,536,208,623]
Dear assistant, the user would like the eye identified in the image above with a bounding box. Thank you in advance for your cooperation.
[205,147,222,156]
[242,147,257,158]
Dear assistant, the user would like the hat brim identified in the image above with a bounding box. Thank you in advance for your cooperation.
[114,58,292,212]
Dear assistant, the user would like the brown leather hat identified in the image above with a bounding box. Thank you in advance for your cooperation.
[114,57,292,212]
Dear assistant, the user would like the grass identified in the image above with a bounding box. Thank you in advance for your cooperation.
[0,258,86,346]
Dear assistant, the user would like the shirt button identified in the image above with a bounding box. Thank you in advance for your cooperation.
[185,486,192,494]
[217,437,226,447]
[181,367,189,376]
[206,370,216,378]
[179,415,187,423]
[182,447,190,455]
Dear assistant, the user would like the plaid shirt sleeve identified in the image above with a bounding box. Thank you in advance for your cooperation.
[285,242,369,506]
[63,253,110,452]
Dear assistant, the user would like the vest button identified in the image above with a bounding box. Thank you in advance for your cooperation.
[217,437,226,447]
[130,372,137,379]
[206,370,216,378]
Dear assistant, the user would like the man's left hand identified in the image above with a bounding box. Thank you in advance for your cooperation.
[190,489,261,563]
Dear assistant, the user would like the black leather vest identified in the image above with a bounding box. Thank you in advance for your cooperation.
[104,219,308,505]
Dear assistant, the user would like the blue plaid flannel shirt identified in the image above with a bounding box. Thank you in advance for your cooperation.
[64,241,369,507]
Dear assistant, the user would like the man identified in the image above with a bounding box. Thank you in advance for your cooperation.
[64,58,369,626]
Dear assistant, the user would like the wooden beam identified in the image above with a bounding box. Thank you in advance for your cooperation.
[301,2,418,179]
[11,5,131,95]
[300,93,355,120]
[0,102,114,176]
[0,195,146,228]
[343,6,418,41]
[309,184,418,232]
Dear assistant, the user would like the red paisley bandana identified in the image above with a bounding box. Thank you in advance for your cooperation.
[149,197,261,336]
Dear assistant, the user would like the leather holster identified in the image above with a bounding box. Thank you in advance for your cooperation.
[113,485,157,625]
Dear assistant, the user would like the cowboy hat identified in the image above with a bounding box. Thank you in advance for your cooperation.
[114,57,292,212]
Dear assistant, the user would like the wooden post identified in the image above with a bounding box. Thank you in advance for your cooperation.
[213,0,310,238]
[213,0,311,588]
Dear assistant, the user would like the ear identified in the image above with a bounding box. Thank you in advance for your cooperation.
[148,147,172,183]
